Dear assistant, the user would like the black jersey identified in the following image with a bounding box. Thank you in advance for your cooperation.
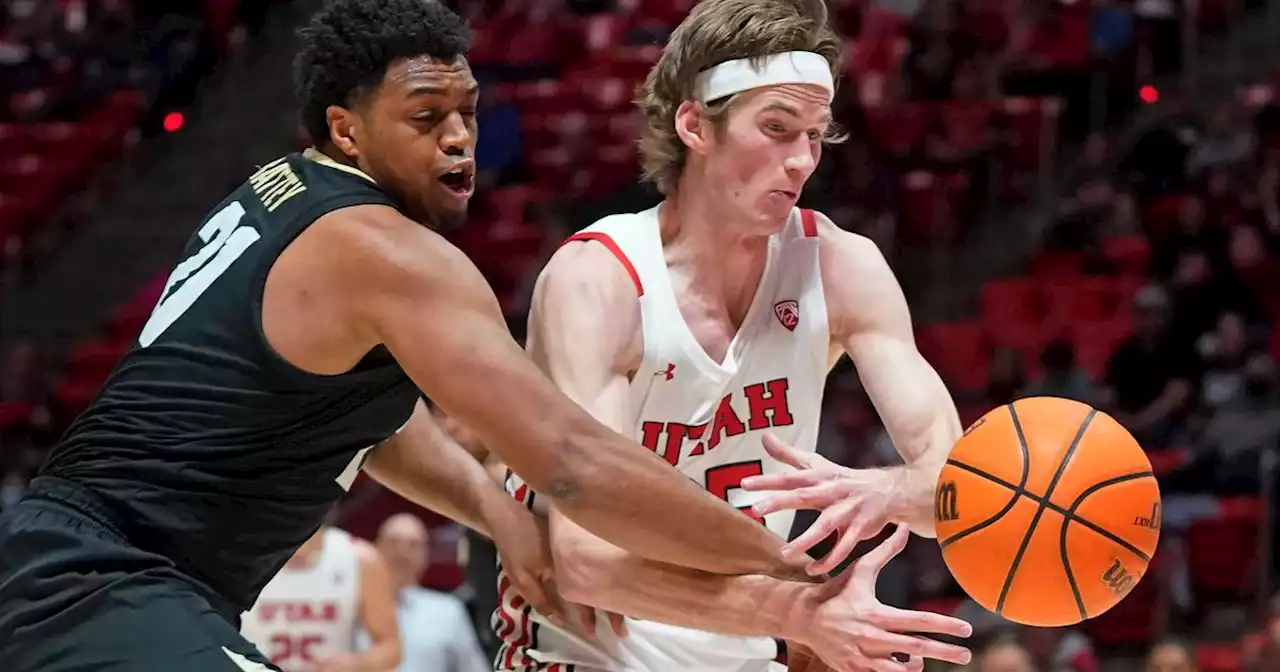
[40,151,421,617]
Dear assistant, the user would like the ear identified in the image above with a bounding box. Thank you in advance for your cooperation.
[326,105,363,160]
[674,100,713,157]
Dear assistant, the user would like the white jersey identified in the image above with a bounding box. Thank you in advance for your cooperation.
[496,207,829,672]
[241,528,363,671]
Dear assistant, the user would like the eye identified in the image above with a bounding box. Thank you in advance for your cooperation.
[807,129,823,141]
[765,123,787,134]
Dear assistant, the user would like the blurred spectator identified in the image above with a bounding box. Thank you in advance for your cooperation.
[1091,0,1135,60]
[1100,285,1200,443]
[1023,339,1094,403]
[475,77,524,190]
[1188,102,1258,178]
[978,632,1038,672]
[1198,312,1253,411]
[1022,626,1100,672]
[986,346,1027,406]
[1134,0,1183,75]
[1122,95,1199,198]
[1144,638,1199,672]
[1197,353,1280,493]
[371,513,489,672]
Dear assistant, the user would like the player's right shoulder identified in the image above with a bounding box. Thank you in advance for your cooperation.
[535,221,643,314]
[301,204,477,292]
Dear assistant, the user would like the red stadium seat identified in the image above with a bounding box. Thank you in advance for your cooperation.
[66,340,125,378]
[916,320,989,392]
[1042,276,1116,327]
[979,277,1041,328]
[1197,642,1246,672]
[1101,234,1152,277]
[0,401,31,432]
[1186,497,1262,600]
[1028,250,1083,280]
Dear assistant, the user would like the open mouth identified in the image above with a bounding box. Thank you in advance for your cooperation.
[439,167,474,195]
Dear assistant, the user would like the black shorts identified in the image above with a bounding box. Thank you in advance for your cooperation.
[0,478,280,672]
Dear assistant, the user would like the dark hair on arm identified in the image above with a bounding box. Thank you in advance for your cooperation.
[293,0,471,144]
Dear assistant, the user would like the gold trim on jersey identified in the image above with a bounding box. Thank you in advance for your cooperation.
[302,147,378,185]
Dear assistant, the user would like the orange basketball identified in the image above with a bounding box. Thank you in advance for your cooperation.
[934,397,1161,627]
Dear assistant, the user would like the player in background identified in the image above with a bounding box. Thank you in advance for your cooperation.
[496,0,973,670]
[242,521,400,672]
[373,513,490,672]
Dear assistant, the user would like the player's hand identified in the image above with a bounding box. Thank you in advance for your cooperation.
[491,504,571,628]
[574,604,629,638]
[790,526,971,672]
[742,433,901,575]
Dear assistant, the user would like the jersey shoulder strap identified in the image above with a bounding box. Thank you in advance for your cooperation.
[560,207,664,298]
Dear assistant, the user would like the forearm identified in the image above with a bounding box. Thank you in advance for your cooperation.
[882,391,960,539]
[556,416,802,577]
[351,640,400,672]
[366,435,511,539]
[556,540,810,637]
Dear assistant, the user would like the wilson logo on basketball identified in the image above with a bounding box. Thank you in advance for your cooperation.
[935,481,959,522]
[774,300,799,331]
[1101,558,1135,596]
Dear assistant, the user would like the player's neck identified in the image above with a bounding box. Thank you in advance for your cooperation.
[659,187,771,290]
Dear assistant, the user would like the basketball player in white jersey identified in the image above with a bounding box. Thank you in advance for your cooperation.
[494,0,974,671]
[242,523,401,672]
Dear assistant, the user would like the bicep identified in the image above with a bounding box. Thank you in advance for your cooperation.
[825,227,959,460]
[529,244,637,550]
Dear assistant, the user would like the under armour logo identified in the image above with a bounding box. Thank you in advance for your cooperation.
[655,363,676,381]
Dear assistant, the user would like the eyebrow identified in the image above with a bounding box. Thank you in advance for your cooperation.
[760,102,832,124]
[405,83,480,98]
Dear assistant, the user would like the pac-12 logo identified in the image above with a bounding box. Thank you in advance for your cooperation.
[774,300,799,331]
[935,481,959,522]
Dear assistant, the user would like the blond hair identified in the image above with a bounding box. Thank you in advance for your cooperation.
[636,0,843,194]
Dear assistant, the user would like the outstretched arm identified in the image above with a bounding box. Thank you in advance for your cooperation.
[314,205,799,577]
[743,217,961,574]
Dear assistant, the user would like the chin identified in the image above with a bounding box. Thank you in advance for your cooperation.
[431,206,469,231]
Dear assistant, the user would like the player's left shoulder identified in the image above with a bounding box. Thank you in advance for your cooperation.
[804,210,895,285]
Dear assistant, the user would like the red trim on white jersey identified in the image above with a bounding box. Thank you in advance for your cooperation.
[800,209,818,237]
[561,232,644,296]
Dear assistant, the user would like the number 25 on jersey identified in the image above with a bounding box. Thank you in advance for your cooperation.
[139,201,261,347]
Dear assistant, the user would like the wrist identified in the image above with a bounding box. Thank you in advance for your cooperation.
[886,463,941,533]
[751,575,817,641]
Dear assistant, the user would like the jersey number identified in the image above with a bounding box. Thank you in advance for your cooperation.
[705,461,765,524]
[139,201,261,347]
[268,633,322,664]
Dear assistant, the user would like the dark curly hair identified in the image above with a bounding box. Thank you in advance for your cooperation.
[294,0,471,144]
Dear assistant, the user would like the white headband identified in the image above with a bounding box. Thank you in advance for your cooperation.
[694,51,834,104]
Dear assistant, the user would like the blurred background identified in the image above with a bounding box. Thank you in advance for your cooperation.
[3,0,1280,670]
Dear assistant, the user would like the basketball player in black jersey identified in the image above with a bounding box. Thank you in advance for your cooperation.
[0,1,812,669]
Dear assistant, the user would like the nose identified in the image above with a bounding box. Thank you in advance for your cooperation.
[782,138,818,179]
[440,111,474,157]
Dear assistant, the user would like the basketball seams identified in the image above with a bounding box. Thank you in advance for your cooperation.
[995,408,1098,614]
[947,460,1156,562]
[937,403,1031,551]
